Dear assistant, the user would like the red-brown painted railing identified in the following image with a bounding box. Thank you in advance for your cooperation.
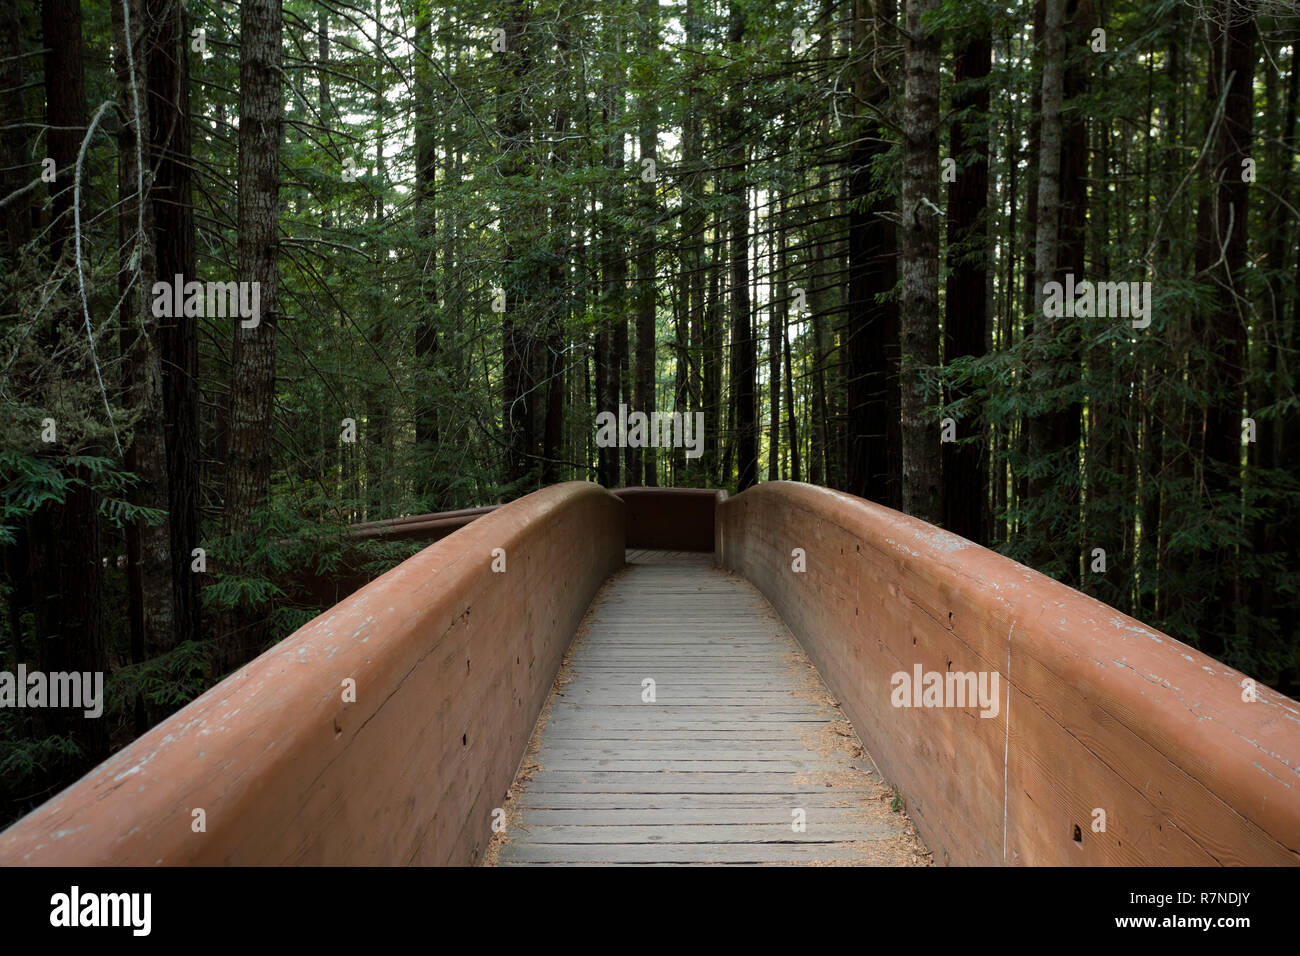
[717,481,1300,865]
[0,483,623,865]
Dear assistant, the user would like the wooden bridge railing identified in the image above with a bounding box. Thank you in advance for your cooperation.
[717,481,1300,865]
[0,483,624,864]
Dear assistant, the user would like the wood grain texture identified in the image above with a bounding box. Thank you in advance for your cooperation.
[717,481,1300,866]
[493,551,929,866]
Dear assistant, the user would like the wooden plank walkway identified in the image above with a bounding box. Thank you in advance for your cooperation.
[488,550,931,866]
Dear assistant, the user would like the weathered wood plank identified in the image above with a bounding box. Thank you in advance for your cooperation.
[502,823,898,844]
[539,745,854,758]
[512,792,879,810]
[538,759,875,772]
[488,552,928,867]
[496,843,896,864]
[517,808,876,825]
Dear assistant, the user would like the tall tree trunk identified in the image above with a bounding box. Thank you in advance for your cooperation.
[618,310,634,483]
[635,0,659,485]
[671,273,689,483]
[596,65,621,488]
[1027,0,1066,574]
[31,0,108,766]
[726,4,756,490]
[413,0,440,501]
[543,16,573,486]
[114,0,174,727]
[1,0,34,677]
[498,3,537,491]
[899,0,941,522]
[809,177,829,487]
[705,223,725,484]
[147,0,199,649]
[1268,42,1299,655]
[366,0,388,516]
[1086,3,1125,608]
[0,0,29,253]
[942,30,991,543]
[1050,0,1089,586]
[1198,0,1254,659]
[683,0,706,485]
[778,194,799,482]
[846,0,900,506]
[1017,0,1046,520]
[767,204,781,481]
[220,0,283,664]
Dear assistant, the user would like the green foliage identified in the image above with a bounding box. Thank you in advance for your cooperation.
[107,641,213,717]
[0,451,163,544]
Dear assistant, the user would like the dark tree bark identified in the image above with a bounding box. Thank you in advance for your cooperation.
[618,313,634,483]
[114,0,174,729]
[1027,0,1066,574]
[899,0,942,522]
[595,321,618,487]
[767,213,781,481]
[366,0,388,516]
[1016,0,1045,518]
[596,57,623,489]
[1047,0,1090,585]
[220,0,283,663]
[635,0,659,486]
[1282,180,1300,651]
[725,3,756,490]
[683,0,706,485]
[0,0,34,672]
[705,222,725,484]
[542,18,574,486]
[0,0,29,254]
[1265,42,1299,651]
[782,320,801,482]
[146,0,199,649]
[942,31,991,543]
[809,191,829,487]
[498,3,538,490]
[778,194,799,481]
[414,0,441,500]
[1198,0,1254,658]
[845,0,900,506]
[30,0,108,765]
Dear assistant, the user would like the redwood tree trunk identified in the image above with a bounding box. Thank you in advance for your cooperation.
[726,3,757,490]
[941,33,987,541]
[1027,0,1066,573]
[220,0,283,663]
[114,0,174,721]
[845,0,900,506]
[413,0,441,502]
[899,0,942,522]
[635,0,659,485]
[1199,0,1254,658]
[32,0,108,765]
[942,31,991,543]
[147,0,199,649]
[499,3,536,490]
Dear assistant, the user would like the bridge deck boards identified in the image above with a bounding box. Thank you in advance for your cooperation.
[490,550,929,866]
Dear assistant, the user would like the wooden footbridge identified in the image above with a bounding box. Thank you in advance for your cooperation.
[492,550,926,866]
[2,484,1297,865]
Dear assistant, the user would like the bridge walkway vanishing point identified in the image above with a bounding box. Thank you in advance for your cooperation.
[490,550,930,865]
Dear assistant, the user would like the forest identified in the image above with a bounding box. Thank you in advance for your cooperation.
[1,0,1297,827]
